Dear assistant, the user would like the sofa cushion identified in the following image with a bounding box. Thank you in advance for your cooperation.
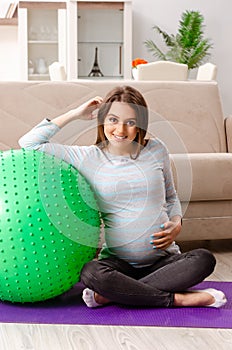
[171,153,232,201]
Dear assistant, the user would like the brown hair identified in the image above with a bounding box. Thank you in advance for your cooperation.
[95,85,149,158]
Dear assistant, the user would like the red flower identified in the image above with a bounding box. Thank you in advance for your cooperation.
[132,58,148,68]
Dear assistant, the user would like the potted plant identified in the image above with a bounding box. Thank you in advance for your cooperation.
[144,10,213,69]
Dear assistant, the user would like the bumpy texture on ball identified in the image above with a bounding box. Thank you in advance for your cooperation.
[0,149,101,303]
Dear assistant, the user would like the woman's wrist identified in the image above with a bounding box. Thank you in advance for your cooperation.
[49,109,77,128]
[171,216,182,226]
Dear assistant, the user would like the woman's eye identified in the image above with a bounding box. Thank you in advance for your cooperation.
[109,117,118,123]
[127,120,136,127]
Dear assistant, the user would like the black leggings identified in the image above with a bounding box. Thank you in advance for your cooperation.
[81,248,216,307]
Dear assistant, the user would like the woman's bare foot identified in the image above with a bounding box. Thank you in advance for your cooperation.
[173,288,227,308]
[94,292,110,305]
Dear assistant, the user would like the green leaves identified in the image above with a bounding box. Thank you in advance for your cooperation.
[144,10,213,69]
[144,38,167,61]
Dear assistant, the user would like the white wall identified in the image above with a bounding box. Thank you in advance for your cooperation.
[0,0,232,114]
[0,0,19,80]
[0,26,19,80]
[132,0,232,115]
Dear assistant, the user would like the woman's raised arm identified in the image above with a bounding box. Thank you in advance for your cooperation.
[50,96,103,128]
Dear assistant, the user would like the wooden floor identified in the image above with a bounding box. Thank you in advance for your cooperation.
[0,239,232,350]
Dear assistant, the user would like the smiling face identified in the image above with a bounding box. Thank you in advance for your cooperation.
[103,102,138,155]
[95,86,149,159]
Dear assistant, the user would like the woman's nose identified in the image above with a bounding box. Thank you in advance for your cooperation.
[116,122,125,134]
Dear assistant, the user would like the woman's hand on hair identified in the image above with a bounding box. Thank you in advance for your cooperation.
[50,96,103,128]
[72,96,103,120]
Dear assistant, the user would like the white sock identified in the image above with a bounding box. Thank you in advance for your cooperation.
[82,288,102,308]
[194,288,227,308]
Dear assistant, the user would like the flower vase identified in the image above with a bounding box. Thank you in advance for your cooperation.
[132,68,138,80]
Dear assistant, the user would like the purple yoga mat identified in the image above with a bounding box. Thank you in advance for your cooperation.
[0,281,231,328]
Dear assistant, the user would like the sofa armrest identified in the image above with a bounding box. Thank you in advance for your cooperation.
[225,116,232,152]
[171,153,232,201]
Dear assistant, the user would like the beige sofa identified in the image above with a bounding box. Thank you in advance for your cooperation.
[0,80,231,241]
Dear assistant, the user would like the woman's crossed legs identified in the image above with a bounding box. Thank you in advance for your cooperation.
[81,248,226,308]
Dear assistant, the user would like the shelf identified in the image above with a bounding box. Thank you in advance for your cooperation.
[19,2,66,10]
[78,76,123,80]
[29,73,49,77]
[0,18,18,26]
[28,73,50,81]
[78,41,123,45]
[28,40,58,44]
[78,2,124,10]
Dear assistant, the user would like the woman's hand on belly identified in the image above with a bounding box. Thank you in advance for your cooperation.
[150,217,182,250]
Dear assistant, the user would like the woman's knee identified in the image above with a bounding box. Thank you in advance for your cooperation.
[80,259,114,289]
[196,248,216,273]
[80,260,99,286]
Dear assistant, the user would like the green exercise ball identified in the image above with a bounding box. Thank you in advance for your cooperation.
[0,149,100,303]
